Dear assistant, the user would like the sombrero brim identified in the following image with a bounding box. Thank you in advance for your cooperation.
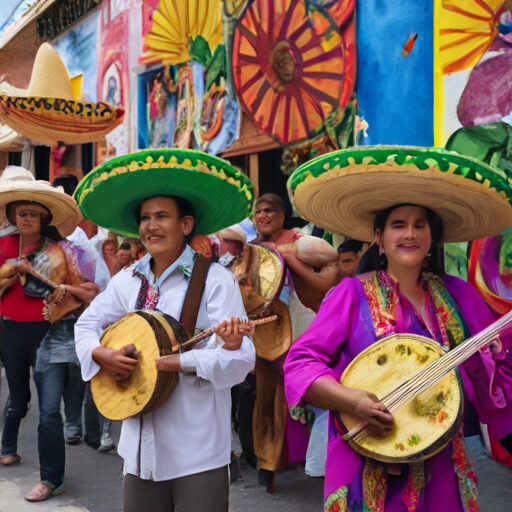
[0,96,124,146]
[0,181,82,230]
[289,146,512,243]
[74,149,254,237]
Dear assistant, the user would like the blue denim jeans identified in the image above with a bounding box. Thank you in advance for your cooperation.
[34,362,85,488]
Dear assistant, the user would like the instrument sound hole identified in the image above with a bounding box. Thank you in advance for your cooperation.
[377,355,387,366]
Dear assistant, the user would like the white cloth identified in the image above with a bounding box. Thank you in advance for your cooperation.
[75,246,255,481]
[67,227,110,291]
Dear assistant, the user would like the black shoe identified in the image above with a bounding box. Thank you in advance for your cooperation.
[84,436,100,450]
[65,436,82,445]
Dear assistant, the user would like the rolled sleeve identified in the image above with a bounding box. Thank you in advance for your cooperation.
[180,335,255,389]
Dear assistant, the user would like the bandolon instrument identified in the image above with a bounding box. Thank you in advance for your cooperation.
[231,244,291,360]
[91,311,276,421]
[339,310,512,463]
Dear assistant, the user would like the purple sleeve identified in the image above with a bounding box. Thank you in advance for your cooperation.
[284,277,357,415]
[445,275,512,438]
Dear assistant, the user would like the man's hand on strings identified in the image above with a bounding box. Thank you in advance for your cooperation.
[215,316,255,351]
[92,344,140,381]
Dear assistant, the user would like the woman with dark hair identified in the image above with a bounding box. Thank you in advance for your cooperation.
[0,173,83,467]
[0,171,101,502]
[284,146,512,512]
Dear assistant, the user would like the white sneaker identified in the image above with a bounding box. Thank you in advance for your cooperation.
[98,433,114,452]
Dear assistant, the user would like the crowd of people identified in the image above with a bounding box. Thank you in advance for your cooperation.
[0,144,511,512]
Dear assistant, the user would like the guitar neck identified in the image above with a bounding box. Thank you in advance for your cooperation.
[381,309,512,412]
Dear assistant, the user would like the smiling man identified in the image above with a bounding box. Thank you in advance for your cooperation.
[73,150,256,512]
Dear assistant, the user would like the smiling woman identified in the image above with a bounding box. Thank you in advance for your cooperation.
[284,145,512,512]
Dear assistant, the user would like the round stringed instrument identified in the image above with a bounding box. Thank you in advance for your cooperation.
[339,311,512,463]
[91,311,277,421]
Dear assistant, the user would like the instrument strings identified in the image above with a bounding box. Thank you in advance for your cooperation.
[347,310,512,441]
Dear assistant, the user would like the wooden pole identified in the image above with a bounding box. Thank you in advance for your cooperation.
[249,152,259,192]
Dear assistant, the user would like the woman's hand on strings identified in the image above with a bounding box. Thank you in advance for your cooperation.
[215,316,255,351]
[349,389,395,437]
[92,344,140,381]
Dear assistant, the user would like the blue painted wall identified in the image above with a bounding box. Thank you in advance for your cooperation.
[355,0,434,146]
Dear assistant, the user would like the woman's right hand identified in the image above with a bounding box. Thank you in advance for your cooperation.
[348,389,395,437]
[92,344,139,382]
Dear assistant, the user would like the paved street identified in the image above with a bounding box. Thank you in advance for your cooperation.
[1,371,511,511]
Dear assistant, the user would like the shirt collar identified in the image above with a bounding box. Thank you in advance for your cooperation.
[134,245,197,287]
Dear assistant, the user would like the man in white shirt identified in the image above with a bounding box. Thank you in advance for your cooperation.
[75,195,255,512]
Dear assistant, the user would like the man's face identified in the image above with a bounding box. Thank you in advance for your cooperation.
[338,251,360,277]
[138,197,194,257]
[254,202,285,238]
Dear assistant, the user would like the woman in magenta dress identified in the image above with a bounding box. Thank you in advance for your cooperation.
[284,146,512,512]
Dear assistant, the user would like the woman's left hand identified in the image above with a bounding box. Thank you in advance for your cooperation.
[215,316,255,351]
[488,338,503,355]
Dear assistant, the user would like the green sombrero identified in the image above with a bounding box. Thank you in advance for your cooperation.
[288,145,512,243]
[74,149,254,237]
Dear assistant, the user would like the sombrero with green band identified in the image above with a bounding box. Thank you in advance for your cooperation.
[288,145,512,243]
[74,148,254,237]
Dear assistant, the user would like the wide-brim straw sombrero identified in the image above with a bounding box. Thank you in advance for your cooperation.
[0,171,82,235]
[74,148,254,237]
[288,145,512,243]
[0,44,124,146]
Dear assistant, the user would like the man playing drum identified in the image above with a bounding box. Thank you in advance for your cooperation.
[74,149,256,512]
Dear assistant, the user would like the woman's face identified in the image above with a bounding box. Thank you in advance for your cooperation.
[375,205,432,270]
[15,204,47,237]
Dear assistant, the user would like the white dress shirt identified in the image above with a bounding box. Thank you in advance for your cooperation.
[75,246,255,481]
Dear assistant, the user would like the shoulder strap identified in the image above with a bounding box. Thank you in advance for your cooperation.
[179,254,212,338]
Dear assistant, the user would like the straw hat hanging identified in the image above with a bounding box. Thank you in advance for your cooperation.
[0,44,124,146]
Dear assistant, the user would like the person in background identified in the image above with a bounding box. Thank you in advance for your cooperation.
[337,239,365,278]
[102,239,122,277]
[52,176,111,449]
[254,193,301,246]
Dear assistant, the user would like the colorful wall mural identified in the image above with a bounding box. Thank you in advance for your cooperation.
[96,0,132,163]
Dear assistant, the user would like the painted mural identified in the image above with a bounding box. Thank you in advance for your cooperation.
[96,0,132,163]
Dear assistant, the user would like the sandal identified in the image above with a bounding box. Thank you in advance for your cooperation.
[0,454,21,465]
[25,481,65,502]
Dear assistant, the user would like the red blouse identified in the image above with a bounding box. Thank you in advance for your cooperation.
[0,234,46,322]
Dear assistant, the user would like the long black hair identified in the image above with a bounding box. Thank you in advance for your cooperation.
[357,204,444,275]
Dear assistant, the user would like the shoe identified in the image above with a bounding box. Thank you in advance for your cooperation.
[99,432,115,452]
[84,436,100,450]
[25,481,65,502]
[258,469,277,494]
[65,436,82,445]
[0,454,21,465]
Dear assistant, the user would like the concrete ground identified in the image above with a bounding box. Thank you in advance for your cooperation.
[0,370,511,511]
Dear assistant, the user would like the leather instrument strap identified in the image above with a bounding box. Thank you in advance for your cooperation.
[179,254,212,339]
